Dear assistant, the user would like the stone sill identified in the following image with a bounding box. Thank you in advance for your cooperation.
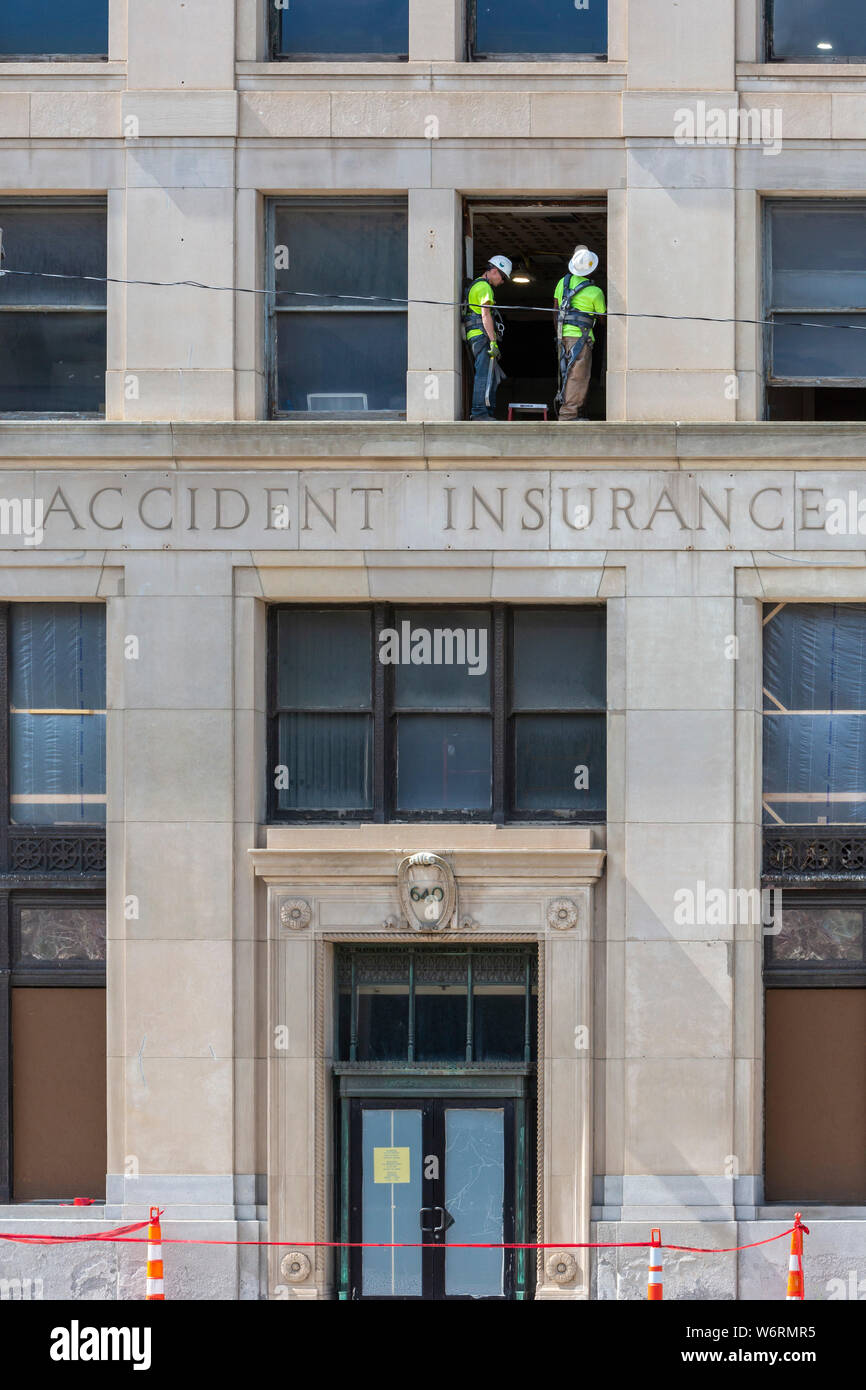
[237,61,622,78]
[3,420,866,467]
[738,63,866,79]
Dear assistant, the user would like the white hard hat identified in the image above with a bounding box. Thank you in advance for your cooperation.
[488,255,512,280]
[568,246,599,276]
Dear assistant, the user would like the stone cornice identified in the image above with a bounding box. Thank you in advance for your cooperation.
[250,825,605,883]
[3,420,866,468]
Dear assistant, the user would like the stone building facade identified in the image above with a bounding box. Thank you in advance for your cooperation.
[1,1,865,1300]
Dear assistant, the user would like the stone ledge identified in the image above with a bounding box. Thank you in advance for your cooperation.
[3,420,866,467]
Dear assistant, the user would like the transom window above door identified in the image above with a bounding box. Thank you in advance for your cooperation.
[267,604,606,822]
[336,946,538,1064]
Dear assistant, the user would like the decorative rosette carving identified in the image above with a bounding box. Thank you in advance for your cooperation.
[280,1251,312,1283]
[548,897,579,931]
[280,899,312,931]
[545,1251,578,1285]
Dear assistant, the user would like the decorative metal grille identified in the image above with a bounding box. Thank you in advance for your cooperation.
[763,829,866,882]
[9,832,106,876]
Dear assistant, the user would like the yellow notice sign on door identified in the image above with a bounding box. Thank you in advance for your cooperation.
[373,1147,411,1184]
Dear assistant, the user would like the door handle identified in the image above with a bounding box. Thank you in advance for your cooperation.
[433,1205,455,1236]
[419,1206,435,1235]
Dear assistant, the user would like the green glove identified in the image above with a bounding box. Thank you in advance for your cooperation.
[488,340,501,360]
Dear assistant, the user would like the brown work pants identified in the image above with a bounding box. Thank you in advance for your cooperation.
[558,340,593,420]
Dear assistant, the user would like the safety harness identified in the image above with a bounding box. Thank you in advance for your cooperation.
[555,274,597,410]
[462,276,506,343]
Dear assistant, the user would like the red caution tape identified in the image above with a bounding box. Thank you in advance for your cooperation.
[0,1222,798,1254]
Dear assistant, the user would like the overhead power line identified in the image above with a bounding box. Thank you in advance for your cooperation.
[1,263,866,333]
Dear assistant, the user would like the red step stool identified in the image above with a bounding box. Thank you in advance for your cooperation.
[507,402,549,421]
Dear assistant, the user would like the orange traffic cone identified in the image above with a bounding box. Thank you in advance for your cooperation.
[786,1212,809,1300]
[647,1228,663,1300]
[145,1206,165,1300]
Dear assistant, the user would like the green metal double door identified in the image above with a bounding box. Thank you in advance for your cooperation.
[339,1087,530,1301]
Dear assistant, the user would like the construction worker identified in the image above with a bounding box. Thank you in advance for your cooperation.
[463,254,512,420]
[554,245,606,422]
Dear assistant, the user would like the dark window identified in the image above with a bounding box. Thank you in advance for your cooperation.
[271,0,408,59]
[337,946,537,1064]
[0,605,106,1203]
[9,604,106,827]
[764,893,866,1201]
[768,1,866,61]
[765,202,866,420]
[763,602,866,825]
[0,1,108,57]
[268,199,407,417]
[8,897,106,1201]
[764,895,866,985]
[0,201,106,415]
[470,0,607,58]
[269,604,606,822]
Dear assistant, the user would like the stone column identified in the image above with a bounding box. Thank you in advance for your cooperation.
[406,188,463,422]
[105,553,249,1297]
[109,0,237,421]
[599,549,741,1297]
[410,0,463,61]
[622,0,737,421]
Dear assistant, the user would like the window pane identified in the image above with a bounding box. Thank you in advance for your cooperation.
[344,953,411,1062]
[763,714,866,823]
[274,205,407,308]
[396,715,492,812]
[0,313,106,414]
[277,609,371,709]
[11,604,106,711]
[11,715,106,825]
[0,205,107,307]
[10,605,106,827]
[277,712,372,811]
[512,713,605,813]
[770,1,866,60]
[472,949,536,1062]
[276,0,408,56]
[770,206,866,310]
[474,0,607,55]
[275,312,407,413]
[415,953,468,1062]
[361,1109,422,1297]
[764,603,866,711]
[770,907,864,964]
[772,314,866,380]
[17,906,106,965]
[511,608,606,710]
[444,1109,505,1297]
[391,609,491,709]
[474,988,528,1062]
[0,1,108,55]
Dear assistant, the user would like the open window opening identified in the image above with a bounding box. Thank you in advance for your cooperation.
[765,200,866,421]
[463,199,607,421]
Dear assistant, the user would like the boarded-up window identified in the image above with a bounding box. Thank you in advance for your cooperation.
[765,988,866,1202]
[12,988,106,1201]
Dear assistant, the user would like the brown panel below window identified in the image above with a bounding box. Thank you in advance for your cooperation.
[12,987,106,1201]
[765,988,866,1203]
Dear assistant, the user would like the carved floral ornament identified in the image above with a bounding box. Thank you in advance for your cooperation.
[547,897,579,931]
[280,1251,312,1283]
[545,1251,578,1285]
[280,898,312,931]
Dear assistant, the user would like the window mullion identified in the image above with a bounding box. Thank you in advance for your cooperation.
[492,607,507,823]
[373,604,388,822]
